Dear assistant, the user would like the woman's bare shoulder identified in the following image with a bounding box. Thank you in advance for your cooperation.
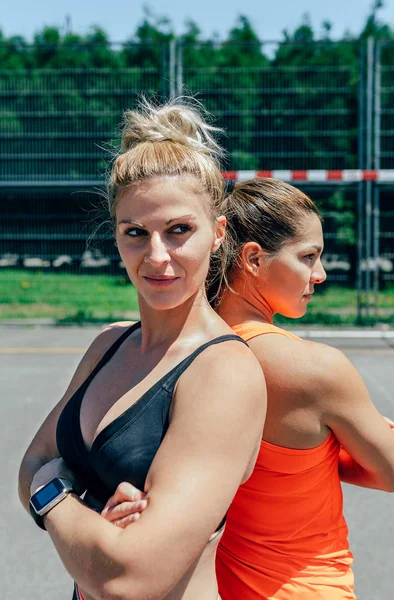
[69,321,136,390]
[248,332,348,396]
[89,321,136,356]
[175,336,265,411]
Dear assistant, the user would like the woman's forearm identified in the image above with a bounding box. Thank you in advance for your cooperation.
[339,420,394,491]
[338,447,391,491]
[43,493,130,600]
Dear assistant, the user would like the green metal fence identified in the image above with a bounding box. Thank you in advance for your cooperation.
[0,39,393,324]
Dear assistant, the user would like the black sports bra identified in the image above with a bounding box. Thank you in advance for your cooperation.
[56,322,247,507]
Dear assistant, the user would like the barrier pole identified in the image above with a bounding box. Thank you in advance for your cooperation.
[373,41,382,323]
[169,39,176,99]
[177,41,183,96]
[365,37,375,324]
[357,42,366,324]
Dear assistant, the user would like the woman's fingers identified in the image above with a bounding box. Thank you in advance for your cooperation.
[383,415,394,428]
[101,482,147,526]
[113,512,143,528]
[101,482,146,513]
[102,499,148,522]
[113,481,146,503]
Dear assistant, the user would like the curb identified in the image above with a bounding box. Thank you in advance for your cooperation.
[288,329,394,339]
[0,318,59,326]
[0,320,393,339]
[0,316,140,327]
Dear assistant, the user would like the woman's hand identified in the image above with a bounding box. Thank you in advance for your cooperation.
[383,416,394,429]
[101,482,148,528]
[30,457,85,497]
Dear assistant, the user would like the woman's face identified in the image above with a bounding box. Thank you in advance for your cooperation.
[115,176,224,311]
[254,213,326,318]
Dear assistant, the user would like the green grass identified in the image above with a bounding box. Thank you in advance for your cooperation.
[0,271,139,322]
[0,271,393,325]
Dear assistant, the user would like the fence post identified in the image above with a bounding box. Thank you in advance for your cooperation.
[161,42,169,100]
[169,39,176,98]
[373,40,382,323]
[177,41,183,96]
[365,36,375,325]
[357,42,366,324]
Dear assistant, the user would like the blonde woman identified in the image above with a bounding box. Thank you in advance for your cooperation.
[18,101,266,600]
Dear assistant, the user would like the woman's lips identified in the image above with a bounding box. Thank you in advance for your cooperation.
[143,276,179,287]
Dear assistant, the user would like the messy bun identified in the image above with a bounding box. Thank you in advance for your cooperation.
[120,98,222,157]
[107,97,224,221]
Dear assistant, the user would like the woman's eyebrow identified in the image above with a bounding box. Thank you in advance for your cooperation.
[118,219,145,227]
[118,214,197,227]
[301,244,323,253]
[166,214,196,225]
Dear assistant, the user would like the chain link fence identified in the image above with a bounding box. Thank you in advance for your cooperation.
[179,41,359,171]
[0,43,168,183]
[0,39,393,324]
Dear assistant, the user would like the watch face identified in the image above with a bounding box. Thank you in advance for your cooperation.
[30,478,66,513]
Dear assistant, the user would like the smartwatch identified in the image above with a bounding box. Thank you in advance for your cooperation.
[29,477,74,530]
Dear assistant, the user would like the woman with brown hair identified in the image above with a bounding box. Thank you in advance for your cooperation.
[106,177,394,599]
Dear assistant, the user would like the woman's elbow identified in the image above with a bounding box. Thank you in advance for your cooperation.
[381,476,394,493]
[17,461,35,510]
[368,470,394,493]
[95,554,167,600]
[101,576,165,600]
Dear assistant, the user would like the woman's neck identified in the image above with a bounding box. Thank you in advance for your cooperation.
[217,272,274,328]
[138,288,224,352]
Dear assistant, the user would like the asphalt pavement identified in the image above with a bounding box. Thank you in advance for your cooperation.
[1,325,394,600]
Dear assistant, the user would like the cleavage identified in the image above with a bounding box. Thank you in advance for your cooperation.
[79,344,175,451]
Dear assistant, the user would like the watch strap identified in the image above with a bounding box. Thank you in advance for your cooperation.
[29,499,47,530]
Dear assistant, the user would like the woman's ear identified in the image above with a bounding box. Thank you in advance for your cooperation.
[211,215,226,252]
[241,242,265,277]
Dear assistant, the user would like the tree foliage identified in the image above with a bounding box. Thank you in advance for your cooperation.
[2,4,394,278]
[0,2,392,181]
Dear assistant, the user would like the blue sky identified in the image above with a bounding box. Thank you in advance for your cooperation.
[2,0,394,42]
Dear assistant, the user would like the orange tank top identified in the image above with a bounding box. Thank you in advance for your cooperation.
[216,322,355,600]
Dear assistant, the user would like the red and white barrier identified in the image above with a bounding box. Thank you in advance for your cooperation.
[222,170,394,182]
[3,170,394,187]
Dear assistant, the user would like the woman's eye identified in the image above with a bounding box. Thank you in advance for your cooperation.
[126,228,148,237]
[304,254,315,260]
[170,224,192,235]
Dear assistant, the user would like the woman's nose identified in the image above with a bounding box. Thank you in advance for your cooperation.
[312,259,327,284]
[145,233,171,267]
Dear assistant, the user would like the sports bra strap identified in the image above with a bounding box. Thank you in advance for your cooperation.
[162,334,248,394]
[83,324,247,398]
[84,322,140,386]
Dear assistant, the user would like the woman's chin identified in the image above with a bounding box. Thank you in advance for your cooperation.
[138,289,198,312]
[141,298,184,312]
[280,307,307,320]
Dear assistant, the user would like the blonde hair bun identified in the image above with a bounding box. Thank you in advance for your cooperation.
[121,97,222,157]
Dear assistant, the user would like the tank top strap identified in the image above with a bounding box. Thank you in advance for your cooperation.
[232,321,302,343]
[84,321,141,385]
[162,334,248,394]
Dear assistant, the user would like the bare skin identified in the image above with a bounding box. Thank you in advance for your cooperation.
[19,176,266,600]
